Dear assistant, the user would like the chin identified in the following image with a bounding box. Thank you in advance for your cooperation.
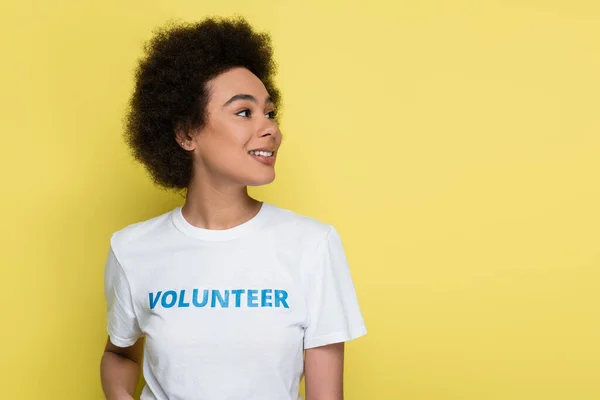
[245,172,276,187]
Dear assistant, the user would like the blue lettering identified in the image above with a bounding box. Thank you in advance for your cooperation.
[211,289,229,308]
[274,290,289,308]
[149,291,162,310]
[247,289,259,307]
[150,288,289,309]
[261,289,273,307]
[192,289,208,307]
[161,290,177,308]
[232,289,245,307]
[178,290,190,307]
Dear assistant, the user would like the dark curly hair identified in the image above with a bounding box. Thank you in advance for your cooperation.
[124,17,281,190]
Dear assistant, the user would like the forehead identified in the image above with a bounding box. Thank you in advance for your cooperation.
[207,67,268,102]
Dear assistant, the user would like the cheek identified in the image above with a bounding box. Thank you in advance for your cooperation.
[203,122,249,152]
[221,120,252,149]
[197,122,252,167]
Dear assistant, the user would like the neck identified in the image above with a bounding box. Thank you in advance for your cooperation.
[182,175,262,230]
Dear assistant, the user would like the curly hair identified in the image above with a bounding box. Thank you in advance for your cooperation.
[124,17,281,190]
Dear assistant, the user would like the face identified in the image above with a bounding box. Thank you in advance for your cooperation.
[183,67,282,188]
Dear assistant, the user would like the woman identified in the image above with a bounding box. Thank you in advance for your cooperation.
[100,17,367,400]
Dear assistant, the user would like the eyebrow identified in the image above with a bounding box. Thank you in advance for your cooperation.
[222,94,273,107]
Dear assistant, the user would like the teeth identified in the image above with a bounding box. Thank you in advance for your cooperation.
[249,150,273,157]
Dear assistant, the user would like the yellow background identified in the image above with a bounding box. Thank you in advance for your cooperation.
[1,0,598,399]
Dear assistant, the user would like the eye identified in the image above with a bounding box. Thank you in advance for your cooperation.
[236,109,251,117]
[266,110,277,119]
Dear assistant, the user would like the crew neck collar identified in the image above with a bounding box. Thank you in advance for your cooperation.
[171,202,273,241]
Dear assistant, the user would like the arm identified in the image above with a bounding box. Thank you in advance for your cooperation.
[304,342,345,400]
[100,336,144,400]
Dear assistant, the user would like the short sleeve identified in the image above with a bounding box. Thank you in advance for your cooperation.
[104,246,143,347]
[303,226,367,349]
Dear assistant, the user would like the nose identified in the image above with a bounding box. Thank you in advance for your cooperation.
[258,117,279,139]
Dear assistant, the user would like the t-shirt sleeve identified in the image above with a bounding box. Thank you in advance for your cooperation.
[303,226,367,349]
[104,245,143,347]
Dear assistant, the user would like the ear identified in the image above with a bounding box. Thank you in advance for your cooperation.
[174,124,198,151]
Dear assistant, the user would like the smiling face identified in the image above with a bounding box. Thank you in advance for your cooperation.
[182,67,282,188]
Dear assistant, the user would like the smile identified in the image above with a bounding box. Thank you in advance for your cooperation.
[248,150,273,157]
[248,150,276,165]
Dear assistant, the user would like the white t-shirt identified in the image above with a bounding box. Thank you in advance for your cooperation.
[104,202,367,400]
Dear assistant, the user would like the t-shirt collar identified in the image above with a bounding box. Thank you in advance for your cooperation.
[171,202,273,241]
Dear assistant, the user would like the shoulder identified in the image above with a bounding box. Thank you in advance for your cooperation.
[109,208,176,259]
[265,203,336,247]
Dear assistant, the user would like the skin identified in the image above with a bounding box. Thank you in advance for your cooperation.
[100,67,345,400]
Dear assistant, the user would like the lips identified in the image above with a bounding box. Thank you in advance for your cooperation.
[248,147,276,153]
[249,151,276,165]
